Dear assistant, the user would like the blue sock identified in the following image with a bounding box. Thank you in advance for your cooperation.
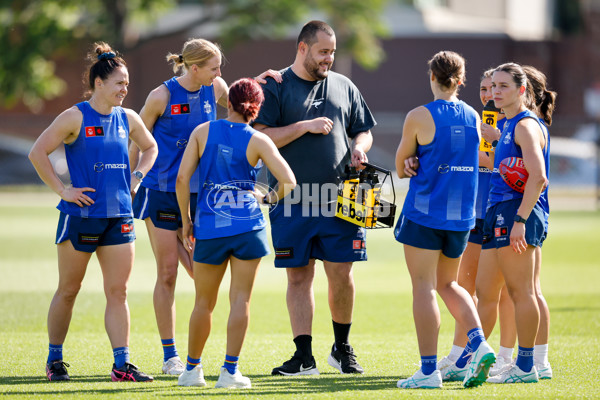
[161,338,178,362]
[113,346,130,369]
[515,346,534,372]
[223,354,239,375]
[186,355,201,371]
[455,342,473,368]
[420,355,437,375]
[467,327,485,351]
[48,344,63,363]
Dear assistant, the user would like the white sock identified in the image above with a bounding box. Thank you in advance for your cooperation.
[534,344,548,365]
[498,346,514,361]
[448,345,464,362]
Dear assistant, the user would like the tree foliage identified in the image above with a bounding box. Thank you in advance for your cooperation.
[0,0,389,111]
[218,0,389,70]
[0,0,175,111]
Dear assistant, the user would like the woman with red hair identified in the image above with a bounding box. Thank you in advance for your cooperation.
[175,78,296,389]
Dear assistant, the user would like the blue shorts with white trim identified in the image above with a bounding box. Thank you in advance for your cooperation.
[55,211,135,253]
[132,186,197,230]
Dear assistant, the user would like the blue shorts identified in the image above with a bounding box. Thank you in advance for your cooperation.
[467,218,485,245]
[394,214,469,259]
[269,202,367,268]
[55,211,135,253]
[193,229,270,265]
[482,198,547,250]
[132,187,197,230]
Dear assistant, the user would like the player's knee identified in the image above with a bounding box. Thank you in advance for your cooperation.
[156,262,179,287]
[105,284,128,303]
[56,284,82,304]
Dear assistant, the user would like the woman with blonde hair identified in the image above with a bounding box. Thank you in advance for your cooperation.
[130,38,281,375]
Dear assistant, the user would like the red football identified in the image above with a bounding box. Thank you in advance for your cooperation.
[499,157,528,193]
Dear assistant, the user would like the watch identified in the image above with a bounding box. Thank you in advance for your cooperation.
[491,140,499,148]
[514,214,527,224]
[133,170,144,181]
[262,193,271,205]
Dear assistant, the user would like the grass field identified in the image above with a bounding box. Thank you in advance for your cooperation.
[1,189,599,399]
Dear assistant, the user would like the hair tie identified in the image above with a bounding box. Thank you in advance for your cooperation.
[178,54,184,63]
[97,52,116,61]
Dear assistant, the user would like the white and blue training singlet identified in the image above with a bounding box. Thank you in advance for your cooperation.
[402,99,480,231]
[57,101,132,218]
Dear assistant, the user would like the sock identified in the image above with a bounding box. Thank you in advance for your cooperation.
[161,338,179,362]
[515,346,534,372]
[498,345,514,361]
[186,355,201,371]
[421,355,437,376]
[223,354,239,375]
[332,320,352,351]
[534,344,548,365]
[448,345,464,362]
[455,342,473,368]
[48,344,63,363]
[467,327,485,351]
[113,346,130,369]
[293,335,313,360]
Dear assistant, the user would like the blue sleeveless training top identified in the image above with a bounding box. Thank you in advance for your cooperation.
[402,99,480,231]
[57,101,132,218]
[142,77,217,193]
[488,109,549,219]
[193,120,266,239]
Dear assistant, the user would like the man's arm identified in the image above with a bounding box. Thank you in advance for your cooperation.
[254,117,333,148]
[350,131,373,168]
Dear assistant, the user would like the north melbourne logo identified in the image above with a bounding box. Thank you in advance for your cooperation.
[310,98,325,109]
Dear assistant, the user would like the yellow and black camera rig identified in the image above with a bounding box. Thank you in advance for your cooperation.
[335,162,396,229]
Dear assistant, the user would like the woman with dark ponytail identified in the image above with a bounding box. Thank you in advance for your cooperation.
[29,42,158,382]
[476,62,553,384]
[175,78,295,388]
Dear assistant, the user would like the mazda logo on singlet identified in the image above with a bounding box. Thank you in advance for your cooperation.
[438,164,449,174]
[94,162,104,172]
[176,139,188,149]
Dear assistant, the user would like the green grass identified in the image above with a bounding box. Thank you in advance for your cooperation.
[1,189,599,399]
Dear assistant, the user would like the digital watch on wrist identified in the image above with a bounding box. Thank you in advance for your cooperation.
[514,214,527,224]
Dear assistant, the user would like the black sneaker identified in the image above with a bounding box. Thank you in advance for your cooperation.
[327,343,364,374]
[46,360,70,381]
[111,362,154,382]
[271,352,319,376]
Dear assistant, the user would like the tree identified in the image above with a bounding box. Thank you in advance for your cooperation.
[0,0,390,112]
[0,0,175,112]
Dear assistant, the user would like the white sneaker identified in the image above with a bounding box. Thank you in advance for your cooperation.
[440,362,468,382]
[489,355,513,377]
[215,367,251,389]
[487,364,539,383]
[463,341,496,388]
[437,356,455,371]
[397,369,442,389]
[178,365,206,387]
[535,362,552,379]
[163,356,185,375]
